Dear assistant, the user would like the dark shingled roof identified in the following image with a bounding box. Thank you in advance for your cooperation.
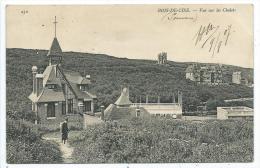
[29,65,96,102]
[70,83,97,99]
[43,65,61,85]
[47,37,62,57]
[28,87,65,103]
[37,88,65,102]
[64,71,91,85]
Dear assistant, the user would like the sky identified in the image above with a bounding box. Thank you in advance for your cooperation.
[6,5,253,68]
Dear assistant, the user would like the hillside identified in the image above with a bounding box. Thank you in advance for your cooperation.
[6,48,253,114]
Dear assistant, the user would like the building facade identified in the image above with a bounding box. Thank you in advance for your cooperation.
[232,71,242,84]
[185,64,224,85]
[104,88,183,120]
[217,106,253,120]
[232,71,253,87]
[28,20,97,125]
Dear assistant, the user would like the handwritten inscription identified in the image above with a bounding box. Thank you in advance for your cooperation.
[160,12,197,22]
[193,23,232,57]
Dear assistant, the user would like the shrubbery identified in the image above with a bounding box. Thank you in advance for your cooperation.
[6,118,62,163]
[71,118,253,163]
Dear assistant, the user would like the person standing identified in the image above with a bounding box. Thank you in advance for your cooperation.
[61,118,69,144]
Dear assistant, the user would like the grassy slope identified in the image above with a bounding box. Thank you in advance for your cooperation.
[6,48,253,112]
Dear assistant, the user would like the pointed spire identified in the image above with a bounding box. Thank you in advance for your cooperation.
[115,88,132,106]
[47,16,63,65]
[47,37,62,56]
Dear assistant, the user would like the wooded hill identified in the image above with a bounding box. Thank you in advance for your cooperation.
[6,48,253,114]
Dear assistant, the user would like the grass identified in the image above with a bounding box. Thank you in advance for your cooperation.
[70,117,253,163]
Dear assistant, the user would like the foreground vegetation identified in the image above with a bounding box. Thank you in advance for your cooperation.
[6,118,62,163]
[71,118,253,163]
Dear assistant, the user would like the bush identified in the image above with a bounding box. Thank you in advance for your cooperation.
[71,118,253,163]
[6,119,62,164]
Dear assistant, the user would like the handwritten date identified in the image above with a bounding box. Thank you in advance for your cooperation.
[193,23,232,57]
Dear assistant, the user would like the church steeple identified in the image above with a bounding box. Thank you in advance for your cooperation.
[47,16,62,66]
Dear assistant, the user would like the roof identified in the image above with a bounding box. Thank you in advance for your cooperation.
[70,83,97,99]
[37,88,65,102]
[104,104,150,120]
[29,88,65,103]
[47,37,62,57]
[64,71,91,84]
[29,65,96,102]
[43,65,61,85]
[114,88,132,106]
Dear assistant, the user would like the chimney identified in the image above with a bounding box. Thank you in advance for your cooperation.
[32,66,38,94]
[136,107,141,117]
[172,93,176,103]
[146,95,149,104]
[157,96,160,103]
[36,74,44,96]
[86,75,91,79]
[100,105,105,121]
[178,91,182,106]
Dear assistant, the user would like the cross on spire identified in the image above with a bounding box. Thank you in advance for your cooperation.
[53,16,58,37]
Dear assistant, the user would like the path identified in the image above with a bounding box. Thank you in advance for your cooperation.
[42,131,81,163]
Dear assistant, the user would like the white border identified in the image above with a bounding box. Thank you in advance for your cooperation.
[1,0,259,168]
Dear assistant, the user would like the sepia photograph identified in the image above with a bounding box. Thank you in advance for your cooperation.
[1,2,258,167]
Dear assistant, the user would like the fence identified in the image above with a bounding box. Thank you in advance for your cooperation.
[7,118,39,137]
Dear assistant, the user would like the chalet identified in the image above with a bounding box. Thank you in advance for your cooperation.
[104,88,151,120]
[104,88,183,120]
[28,17,97,125]
[185,64,223,85]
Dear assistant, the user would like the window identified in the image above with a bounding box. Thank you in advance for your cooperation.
[136,109,140,117]
[62,101,66,115]
[47,84,55,89]
[80,85,89,91]
[84,101,91,112]
[47,103,55,118]
[68,99,73,114]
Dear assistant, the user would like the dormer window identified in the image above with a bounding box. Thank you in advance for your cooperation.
[47,84,56,89]
[79,84,88,91]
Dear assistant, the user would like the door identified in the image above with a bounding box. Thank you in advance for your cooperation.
[84,101,92,112]
[68,99,73,114]
[47,102,55,117]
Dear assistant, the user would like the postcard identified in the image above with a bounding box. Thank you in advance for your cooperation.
[1,3,258,168]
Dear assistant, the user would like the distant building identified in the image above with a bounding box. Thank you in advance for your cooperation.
[232,71,253,87]
[104,88,183,120]
[185,64,224,85]
[28,17,97,125]
[232,71,242,84]
[217,106,253,120]
[157,52,167,65]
